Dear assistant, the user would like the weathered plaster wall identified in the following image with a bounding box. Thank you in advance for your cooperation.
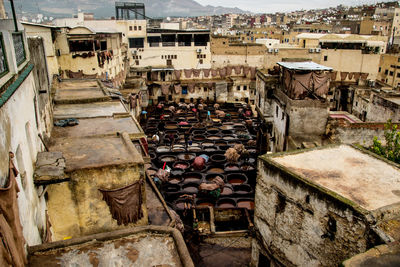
[47,165,147,240]
[367,94,400,122]
[253,158,376,266]
[0,72,49,246]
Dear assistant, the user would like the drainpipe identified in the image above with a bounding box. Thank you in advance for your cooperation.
[9,0,18,32]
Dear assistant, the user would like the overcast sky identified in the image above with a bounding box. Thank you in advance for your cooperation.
[195,0,387,13]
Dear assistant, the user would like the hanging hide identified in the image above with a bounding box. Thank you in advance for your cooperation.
[250,67,256,79]
[226,66,233,76]
[188,83,195,93]
[174,84,182,94]
[193,69,201,78]
[234,65,242,75]
[161,83,170,95]
[174,70,181,80]
[99,180,143,226]
[219,67,227,78]
[211,69,218,77]
[340,72,348,81]
[184,69,193,78]
[312,72,329,97]
[202,69,210,78]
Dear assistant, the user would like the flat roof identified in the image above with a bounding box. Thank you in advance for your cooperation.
[271,145,400,211]
[277,61,333,71]
[49,136,143,172]
[53,101,127,119]
[51,115,141,139]
[29,226,192,267]
[385,97,400,105]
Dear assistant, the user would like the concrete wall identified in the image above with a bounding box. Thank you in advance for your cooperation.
[252,157,376,266]
[367,94,400,122]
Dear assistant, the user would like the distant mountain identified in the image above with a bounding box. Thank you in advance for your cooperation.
[12,0,249,18]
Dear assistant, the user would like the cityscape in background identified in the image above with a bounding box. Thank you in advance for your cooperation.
[0,1,400,266]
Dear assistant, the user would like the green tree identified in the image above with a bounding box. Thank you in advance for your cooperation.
[371,120,400,164]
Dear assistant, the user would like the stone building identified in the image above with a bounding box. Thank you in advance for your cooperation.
[252,144,400,266]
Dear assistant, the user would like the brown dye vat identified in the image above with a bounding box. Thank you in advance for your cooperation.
[189,147,202,152]
[172,148,185,152]
[173,162,189,170]
[182,173,202,183]
[229,179,244,185]
[208,167,224,174]
[202,142,214,147]
[205,174,224,181]
[165,125,178,130]
[168,177,182,184]
[227,174,247,185]
[197,201,214,207]
[221,125,233,130]
[176,201,186,210]
[217,198,236,209]
[221,130,233,135]
[215,141,227,146]
[183,186,198,194]
[177,153,196,161]
[193,135,205,141]
[237,200,255,210]
[218,203,235,208]
[204,147,217,152]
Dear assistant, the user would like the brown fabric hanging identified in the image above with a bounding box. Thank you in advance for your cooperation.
[250,67,256,79]
[99,180,143,226]
[312,72,329,97]
[226,66,233,76]
[151,72,158,81]
[129,94,137,109]
[207,82,215,89]
[202,69,210,78]
[290,72,312,99]
[0,153,26,267]
[360,73,369,80]
[193,69,201,78]
[43,211,52,243]
[174,84,182,94]
[330,71,337,81]
[348,72,354,80]
[211,69,218,77]
[161,83,170,95]
[188,83,195,93]
[219,67,227,78]
[184,69,192,78]
[234,65,241,75]
[284,70,291,91]
[174,70,181,80]
[353,72,361,81]
[340,72,348,81]
[243,66,250,76]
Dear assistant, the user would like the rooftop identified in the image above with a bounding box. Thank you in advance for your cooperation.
[53,101,127,119]
[269,145,400,211]
[49,135,143,172]
[277,61,333,71]
[28,226,193,267]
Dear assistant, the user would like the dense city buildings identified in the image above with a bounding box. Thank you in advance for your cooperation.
[0,0,400,266]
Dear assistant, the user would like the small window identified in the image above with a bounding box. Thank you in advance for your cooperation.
[243,85,247,91]
[390,71,394,76]
[324,55,328,61]
[135,60,139,65]
[134,26,137,31]
[199,59,203,64]
[174,55,177,59]
[276,106,279,117]
[138,26,142,30]
[385,69,389,75]
[282,112,285,120]
[379,67,381,72]
[0,33,8,77]
[129,26,132,31]
[237,85,240,91]
[100,40,107,51]
[166,59,172,66]
[397,73,400,78]
[161,55,164,59]
[13,32,26,66]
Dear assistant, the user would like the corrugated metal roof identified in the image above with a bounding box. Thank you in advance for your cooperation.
[277,61,333,71]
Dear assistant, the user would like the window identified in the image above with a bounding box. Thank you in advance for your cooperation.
[385,69,389,75]
[324,55,328,61]
[129,38,144,48]
[237,85,240,91]
[166,59,172,66]
[100,40,107,51]
[282,112,285,120]
[379,67,381,72]
[134,26,137,31]
[199,59,203,64]
[243,85,247,91]
[390,71,394,76]
[0,33,8,77]
[138,26,142,30]
[397,73,400,78]
[276,106,278,117]
[69,40,94,52]
[129,26,132,31]
[13,32,26,66]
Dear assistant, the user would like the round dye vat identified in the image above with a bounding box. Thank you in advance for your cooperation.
[210,154,226,164]
[224,164,240,172]
[182,173,202,183]
[223,135,235,140]
[221,130,233,135]
[168,177,182,184]
[182,183,199,194]
[172,147,185,152]
[220,186,233,196]
[156,146,170,153]
[173,162,190,170]
[196,200,215,207]
[207,128,220,135]
[193,135,205,141]
[164,184,180,193]
[170,169,184,176]
[204,147,217,152]
[207,135,220,140]
[215,141,227,146]
[177,153,196,161]
[205,173,224,182]
[233,184,252,195]
[227,173,247,185]
[202,142,214,147]
[189,147,202,152]
[165,125,178,130]
[159,155,177,163]
[217,198,236,209]
[207,167,224,174]
[220,125,233,130]
[237,200,255,210]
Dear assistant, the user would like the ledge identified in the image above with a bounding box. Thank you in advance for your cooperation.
[0,63,34,108]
